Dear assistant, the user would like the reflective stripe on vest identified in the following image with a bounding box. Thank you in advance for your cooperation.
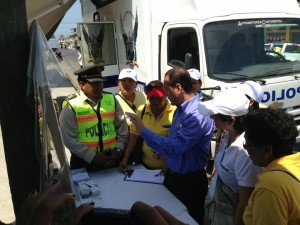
[67,93,117,153]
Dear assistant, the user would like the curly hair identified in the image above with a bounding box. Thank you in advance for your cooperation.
[243,108,298,158]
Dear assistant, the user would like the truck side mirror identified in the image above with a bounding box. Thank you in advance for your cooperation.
[185,53,193,69]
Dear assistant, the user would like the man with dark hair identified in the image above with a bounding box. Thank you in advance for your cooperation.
[126,67,215,224]
[242,108,300,225]
[60,64,128,171]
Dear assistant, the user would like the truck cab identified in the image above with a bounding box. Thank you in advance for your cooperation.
[80,0,300,142]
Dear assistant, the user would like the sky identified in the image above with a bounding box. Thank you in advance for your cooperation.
[54,0,82,38]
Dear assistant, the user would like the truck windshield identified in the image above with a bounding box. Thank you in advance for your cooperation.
[204,18,300,81]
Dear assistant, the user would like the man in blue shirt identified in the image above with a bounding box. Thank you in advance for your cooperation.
[127,67,215,224]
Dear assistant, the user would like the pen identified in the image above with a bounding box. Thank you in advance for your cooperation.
[155,173,162,177]
[125,168,134,177]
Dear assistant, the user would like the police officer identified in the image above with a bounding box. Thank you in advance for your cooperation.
[60,64,128,171]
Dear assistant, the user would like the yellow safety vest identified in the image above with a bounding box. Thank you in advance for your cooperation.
[65,92,117,153]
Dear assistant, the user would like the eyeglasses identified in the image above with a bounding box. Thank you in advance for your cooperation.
[145,85,166,93]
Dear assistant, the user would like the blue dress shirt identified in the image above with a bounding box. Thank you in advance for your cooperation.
[140,95,215,173]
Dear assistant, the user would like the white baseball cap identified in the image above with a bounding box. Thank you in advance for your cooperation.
[238,80,263,103]
[188,68,202,81]
[198,89,250,117]
[118,68,138,81]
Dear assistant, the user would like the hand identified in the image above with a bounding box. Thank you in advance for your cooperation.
[125,112,145,133]
[111,148,123,159]
[15,180,94,225]
[160,165,168,175]
[119,158,129,173]
[92,152,118,169]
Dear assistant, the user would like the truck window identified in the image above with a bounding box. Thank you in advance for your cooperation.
[78,22,117,67]
[167,28,199,69]
[204,18,300,81]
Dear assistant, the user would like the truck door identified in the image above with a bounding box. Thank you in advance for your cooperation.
[160,23,201,75]
[78,22,119,92]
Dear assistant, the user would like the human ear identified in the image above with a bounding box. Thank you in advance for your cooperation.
[229,116,236,126]
[264,144,274,163]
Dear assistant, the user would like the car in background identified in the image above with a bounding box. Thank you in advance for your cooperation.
[265,42,300,61]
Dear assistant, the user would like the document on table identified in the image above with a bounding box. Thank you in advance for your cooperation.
[124,169,164,184]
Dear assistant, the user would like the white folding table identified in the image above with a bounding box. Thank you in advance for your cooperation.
[71,165,198,225]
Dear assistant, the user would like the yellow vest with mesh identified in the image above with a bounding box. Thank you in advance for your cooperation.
[65,92,117,153]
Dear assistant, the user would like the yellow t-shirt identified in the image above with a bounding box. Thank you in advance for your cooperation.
[116,91,147,126]
[243,152,300,225]
[130,102,176,169]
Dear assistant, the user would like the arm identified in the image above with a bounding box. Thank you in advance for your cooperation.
[235,186,254,225]
[114,99,128,151]
[130,201,187,225]
[128,111,214,158]
[234,149,262,225]
[154,206,188,225]
[119,133,139,172]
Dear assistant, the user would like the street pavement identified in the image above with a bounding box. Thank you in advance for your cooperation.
[60,48,81,90]
[0,47,79,224]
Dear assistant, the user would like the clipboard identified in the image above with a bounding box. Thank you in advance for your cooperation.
[124,169,164,184]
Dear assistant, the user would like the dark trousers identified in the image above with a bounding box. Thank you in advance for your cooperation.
[164,169,208,224]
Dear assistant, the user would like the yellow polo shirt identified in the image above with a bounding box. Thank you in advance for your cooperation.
[243,152,300,225]
[130,102,176,169]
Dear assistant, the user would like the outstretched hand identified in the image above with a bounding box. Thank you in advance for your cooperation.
[15,180,94,225]
[125,112,145,133]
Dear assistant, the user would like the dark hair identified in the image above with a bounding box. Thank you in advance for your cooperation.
[218,114,245,134]
[245,94,259,111]
[146,80,164,88]
[164,67,193,93]
[145,80,166,95]
[243,108,298,158]
[251,101,259,110]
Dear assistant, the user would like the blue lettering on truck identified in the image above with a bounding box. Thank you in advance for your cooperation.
[262,86,300,103]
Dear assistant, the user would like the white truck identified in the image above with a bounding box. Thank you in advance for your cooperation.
[78,0,300,142]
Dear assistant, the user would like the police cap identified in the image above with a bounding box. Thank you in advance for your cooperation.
[74,64,106,82]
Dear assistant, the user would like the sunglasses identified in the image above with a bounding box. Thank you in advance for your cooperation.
[145,85,166,93]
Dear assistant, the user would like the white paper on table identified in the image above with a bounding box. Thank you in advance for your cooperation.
[124,169,164,184]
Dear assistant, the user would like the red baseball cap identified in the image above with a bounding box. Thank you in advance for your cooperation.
[145,86,166,98]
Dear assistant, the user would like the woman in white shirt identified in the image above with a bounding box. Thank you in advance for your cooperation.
[198,89,262,225]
